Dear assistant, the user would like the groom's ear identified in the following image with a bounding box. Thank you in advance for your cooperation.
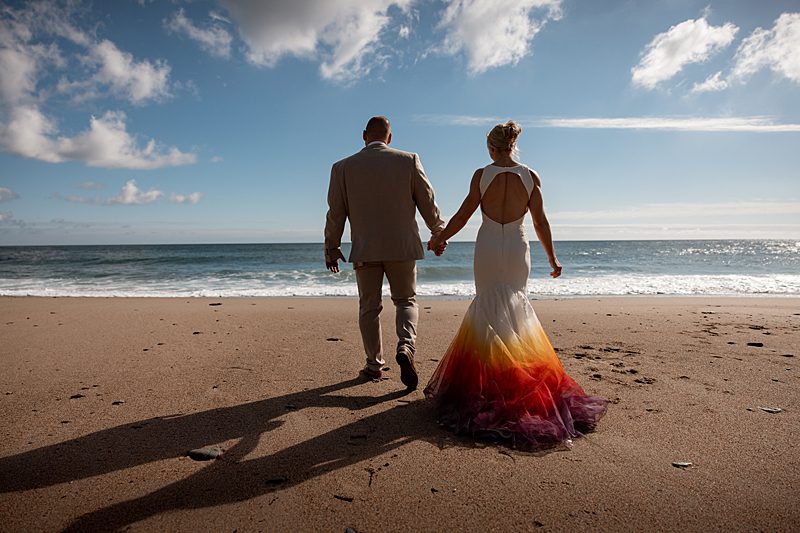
[362,131,368,144]
[386,132,392,145]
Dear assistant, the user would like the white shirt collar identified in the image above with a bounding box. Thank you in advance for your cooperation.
[367,141,386,147]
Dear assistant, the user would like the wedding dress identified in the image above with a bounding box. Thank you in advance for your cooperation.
[424,163,608,448]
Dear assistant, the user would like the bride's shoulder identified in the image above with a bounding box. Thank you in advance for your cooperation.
[525,165,542,187]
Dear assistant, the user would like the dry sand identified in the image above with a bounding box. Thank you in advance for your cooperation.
[0,296,798,532]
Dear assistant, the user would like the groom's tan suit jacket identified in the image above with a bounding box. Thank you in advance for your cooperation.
[325,142,445,263]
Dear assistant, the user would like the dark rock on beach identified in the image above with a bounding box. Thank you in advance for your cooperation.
[187,446,224,461]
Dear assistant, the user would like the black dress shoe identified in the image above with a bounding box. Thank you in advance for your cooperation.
[395,350,418,390]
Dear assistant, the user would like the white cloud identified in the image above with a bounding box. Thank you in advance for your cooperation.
[731,12,800,84]
[0,211,12,222]
[414,114,800,132]
[691,70,728,93]
[109,180,163,205]
[65,179,163,205]
[210,155,223,163]
[0,186,19,202]
[219,0,412,82]
[77,181,105,190]
[438,0,562,74]
[170,192,203,204]
[166,9,232,59]
[551,201,800,222]
[398,25,410,39]
[89,39,171,104]
[536,116,800,132]
[0,108,196,168]
[632,15,738,89]
[0,2,192,169]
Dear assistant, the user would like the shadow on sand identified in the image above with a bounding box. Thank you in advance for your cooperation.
[1,377,465,531]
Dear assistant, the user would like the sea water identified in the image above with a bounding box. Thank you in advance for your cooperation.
[0,240,798,297]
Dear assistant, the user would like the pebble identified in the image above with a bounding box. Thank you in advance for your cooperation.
[780,354,794,358]
[209,303,222,306]
[326,337,342,341]
[746,342,764,347]
[69,394,85,399]
[672,461,693,469]
[187,446,224,461]
[111,400,125,405]
[759,407,782,414]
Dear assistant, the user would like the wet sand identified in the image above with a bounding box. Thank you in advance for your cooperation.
[0,296,798,532]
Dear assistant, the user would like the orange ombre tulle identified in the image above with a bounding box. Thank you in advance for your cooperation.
[424,287,607,449]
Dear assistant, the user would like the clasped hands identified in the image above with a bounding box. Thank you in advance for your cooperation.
[427,233,447,256]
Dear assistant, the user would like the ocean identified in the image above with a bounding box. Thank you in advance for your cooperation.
[0,240,798,298]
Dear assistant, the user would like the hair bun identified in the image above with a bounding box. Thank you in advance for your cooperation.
[487,120,522,153]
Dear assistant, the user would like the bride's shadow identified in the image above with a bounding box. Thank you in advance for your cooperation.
[0,377,459,531]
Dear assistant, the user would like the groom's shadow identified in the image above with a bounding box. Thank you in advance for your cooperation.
[0,377,460,531]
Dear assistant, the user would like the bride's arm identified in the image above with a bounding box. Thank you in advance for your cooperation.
[528,170,562,278]
[428,169,482,250]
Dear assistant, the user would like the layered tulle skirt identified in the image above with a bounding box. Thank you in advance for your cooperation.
[424,285,608,449]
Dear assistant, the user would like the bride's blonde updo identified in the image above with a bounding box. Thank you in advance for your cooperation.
[487,120,522,157]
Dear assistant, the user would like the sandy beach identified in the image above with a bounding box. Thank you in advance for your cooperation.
[0,296,797,532]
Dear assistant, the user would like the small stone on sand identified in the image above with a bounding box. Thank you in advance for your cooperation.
[111,400,125,405]
[747,342,764,347]
[69,393,85,399]
[326,337,342,341]
[759,407,782,414]
[672,461,692,469]
[187,446,224,461]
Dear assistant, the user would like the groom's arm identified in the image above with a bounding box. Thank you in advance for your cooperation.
[324,163,347,271]
[411,154,445,235]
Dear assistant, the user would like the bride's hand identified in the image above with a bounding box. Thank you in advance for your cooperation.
[549,258,562,278]
[427,235,447,256]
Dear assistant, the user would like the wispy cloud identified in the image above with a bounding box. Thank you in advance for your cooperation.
[551,201,800,222]
[165,8,232,59]
[63,180,202,206]
[170,192,202,205]
[631,12,738,90]
[691,71,728,93]
[64,179,162,205]
[76,181,106,190]
[413,114,800,132]
[731,12,800,84]
[0,186,19,202]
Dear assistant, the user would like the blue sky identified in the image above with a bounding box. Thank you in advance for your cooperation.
[0,0,798,245]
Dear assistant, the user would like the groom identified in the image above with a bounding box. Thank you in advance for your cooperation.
[324,116,446,389]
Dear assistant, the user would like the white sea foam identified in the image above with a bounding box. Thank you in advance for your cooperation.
[1,274,797,298]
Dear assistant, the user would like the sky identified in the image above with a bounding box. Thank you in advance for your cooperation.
[0,0,799,245]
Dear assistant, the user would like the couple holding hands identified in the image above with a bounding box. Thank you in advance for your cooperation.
[324,116,605,449]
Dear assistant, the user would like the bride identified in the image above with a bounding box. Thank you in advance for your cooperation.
[425,121,607,449]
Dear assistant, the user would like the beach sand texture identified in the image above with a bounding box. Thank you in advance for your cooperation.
[0,296,798,532]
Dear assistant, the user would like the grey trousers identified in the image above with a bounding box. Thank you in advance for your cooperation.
[354,260,418,371]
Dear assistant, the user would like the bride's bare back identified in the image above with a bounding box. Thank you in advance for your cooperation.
[480,170,531,224]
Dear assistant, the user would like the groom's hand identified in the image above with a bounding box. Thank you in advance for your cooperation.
[427,238,447,256]
[326,259,340,273]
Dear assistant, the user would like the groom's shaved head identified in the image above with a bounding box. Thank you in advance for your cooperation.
[364,116,391,141]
